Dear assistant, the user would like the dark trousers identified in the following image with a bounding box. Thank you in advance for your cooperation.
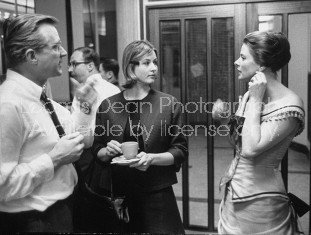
[0,195,74,232]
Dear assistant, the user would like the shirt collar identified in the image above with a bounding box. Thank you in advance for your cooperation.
[6,69,44,100]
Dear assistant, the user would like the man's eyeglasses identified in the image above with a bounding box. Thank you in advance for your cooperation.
[40,42,64,53]
[68,61,91,69]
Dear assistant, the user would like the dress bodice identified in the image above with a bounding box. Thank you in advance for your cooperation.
[221,99,305,202]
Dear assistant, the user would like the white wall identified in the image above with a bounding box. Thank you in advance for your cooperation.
[70,0,85,49]
[35,0,70,102]
[116,0,141,86]
[288,14,311,149]
[35,0,85,102]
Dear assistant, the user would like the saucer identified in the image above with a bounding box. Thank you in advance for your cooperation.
[111,156,140,165]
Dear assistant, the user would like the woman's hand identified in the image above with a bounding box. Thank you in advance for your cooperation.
[106,140,122,157]
[248,71,267,102]
[129,151,154,171]
[98,140,122,162]
[235,91,249,116]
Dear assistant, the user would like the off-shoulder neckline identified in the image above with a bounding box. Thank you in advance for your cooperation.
[261,95,304,116]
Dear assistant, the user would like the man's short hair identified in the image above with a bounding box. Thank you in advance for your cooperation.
[100,57,119,79]
[3,13,58,68]
[73,47,100,71]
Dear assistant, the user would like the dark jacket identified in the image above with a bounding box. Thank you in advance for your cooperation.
[90,89,188,194]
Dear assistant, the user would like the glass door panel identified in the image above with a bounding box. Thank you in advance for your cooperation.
[211,17,235,225]
[185,18,208,227]
[159,20,184,219]
[211,18,234,103]
[159,21,181,101]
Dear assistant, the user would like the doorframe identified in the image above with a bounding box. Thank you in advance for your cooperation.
[144,0,311,10]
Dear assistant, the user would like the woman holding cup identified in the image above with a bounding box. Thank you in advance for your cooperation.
[91,40,188,233]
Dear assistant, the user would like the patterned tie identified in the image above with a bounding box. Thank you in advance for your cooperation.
[40,92,66,138]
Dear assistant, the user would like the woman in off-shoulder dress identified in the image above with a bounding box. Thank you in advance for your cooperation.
[213,31,305,235]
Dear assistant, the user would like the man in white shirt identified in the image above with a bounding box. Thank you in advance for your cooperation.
[69,47,120,117]
[0,14,97,232]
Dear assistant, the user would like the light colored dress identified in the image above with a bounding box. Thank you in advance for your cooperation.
[218,98,305,235]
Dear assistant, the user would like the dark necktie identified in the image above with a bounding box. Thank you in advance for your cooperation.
[40,92,65,138]
[40,91,82,177]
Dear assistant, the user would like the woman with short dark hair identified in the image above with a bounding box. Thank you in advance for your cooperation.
[213,31,305,234]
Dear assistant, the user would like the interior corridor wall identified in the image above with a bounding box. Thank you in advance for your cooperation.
[288,14,311,150]
[116,0,141,86]
[35,0,71,102]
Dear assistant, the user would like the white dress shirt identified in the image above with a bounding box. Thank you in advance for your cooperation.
[0,69,94,212]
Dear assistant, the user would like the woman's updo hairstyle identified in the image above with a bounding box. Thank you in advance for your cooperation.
[243,31,291,73]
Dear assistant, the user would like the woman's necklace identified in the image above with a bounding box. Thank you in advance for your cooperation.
[128,116,142,142]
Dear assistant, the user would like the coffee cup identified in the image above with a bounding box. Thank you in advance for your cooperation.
[121,141,138,159]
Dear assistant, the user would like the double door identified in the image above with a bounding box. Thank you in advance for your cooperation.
[147,0,311,233]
